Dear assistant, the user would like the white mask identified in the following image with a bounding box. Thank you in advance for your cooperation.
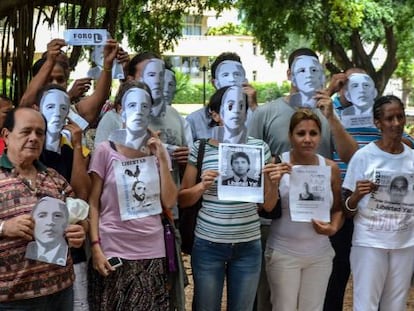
[219,86,247,144]
[40,89,70,135]
[345,73,377,111]
[291,55,325,95]
[163,69,177,105]
[214,60,246,89]
[121,87,152,136]
[140,59,165,117]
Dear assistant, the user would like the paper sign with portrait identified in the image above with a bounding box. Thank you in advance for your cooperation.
[113,156,162,221]
[25,197,69,266]
[218,143,264,203]
[289,165,331,222]
[365,169,414,232]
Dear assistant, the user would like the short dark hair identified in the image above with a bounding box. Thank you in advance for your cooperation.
[288,48,318,69]
[3,107,47,132]
[128,51,161,77]
[230,151,250,165]
[373,95,405,121]
[211,52,241,79]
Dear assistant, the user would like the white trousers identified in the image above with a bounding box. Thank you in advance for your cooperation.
[265,247,334,311]
[350,245,414,311]
[73,261,89,311]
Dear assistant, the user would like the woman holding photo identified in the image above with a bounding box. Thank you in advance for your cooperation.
[342,95,414,311]
[178,85,278,311]
[264,108,343,311]
[88,80,177,310]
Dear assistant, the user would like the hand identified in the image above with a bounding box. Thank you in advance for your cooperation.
[117,47,130,71]
[262,162,291,185]
[46,39,66,62]
[172,146,189,165]
[91,247,115,277]
[64,118,83,148]
[103,39,119,69]
[2,215,34,240]
[315,90,334,119]
[147,130,168,161]
[67,78,92,101]
[200,170,219,191]
[326,72,347,96]
[242,82,258,110]
[354,179,377,199]
[312,219,338,236]
[65,224,85,248]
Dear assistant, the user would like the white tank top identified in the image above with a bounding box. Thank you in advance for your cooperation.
[266,151,333,257]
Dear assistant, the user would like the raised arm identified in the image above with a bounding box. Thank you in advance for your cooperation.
[315,90,358,163]
[75,39,119,124]
[20,39,66,108]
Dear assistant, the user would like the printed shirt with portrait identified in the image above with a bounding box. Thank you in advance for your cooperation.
[0,153,74,302]
[189,137,271,243]
[88,141,165,260]
[343,142,414,249]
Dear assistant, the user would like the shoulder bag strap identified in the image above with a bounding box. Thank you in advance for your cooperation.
[195,139,207,183]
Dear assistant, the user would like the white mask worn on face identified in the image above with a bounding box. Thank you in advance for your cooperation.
[140,59,165,117]
[163,69,177,106]
[345,73,378,112]
[216,86,247,144]
[110,87,152,151]
[39,89,70,153]
[214,60,247,89]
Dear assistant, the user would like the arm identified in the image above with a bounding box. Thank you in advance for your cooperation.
[65,119,91,200]
[261,161,291,211]
[20,39,66,107]
[88,172,114,276]
[342,180,377,218]
[75,39,119,124]
[315,90,358,163]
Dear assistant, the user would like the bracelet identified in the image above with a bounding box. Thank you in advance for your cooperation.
[0,220,5,237]
[103,66,112,72]
[90,239,100,247]
[345,197,358,212]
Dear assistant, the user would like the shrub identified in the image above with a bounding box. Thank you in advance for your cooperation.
[172,81,289,104]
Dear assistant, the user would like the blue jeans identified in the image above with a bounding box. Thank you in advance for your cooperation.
[191,237,261,311]
[0,286,73,311]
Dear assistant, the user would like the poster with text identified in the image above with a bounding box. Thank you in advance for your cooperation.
[289,165,331,222]
[114,156,162,221]
[365,169,414,232]
[218,143,264,203]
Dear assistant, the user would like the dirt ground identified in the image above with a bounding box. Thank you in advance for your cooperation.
[182,254,414,311]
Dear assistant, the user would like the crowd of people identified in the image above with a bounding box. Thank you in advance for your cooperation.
[0,36,413,311]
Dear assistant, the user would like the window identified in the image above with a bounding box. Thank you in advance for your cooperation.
[182,16,202,36]
[253,42,257,56]
[253,70,257,82]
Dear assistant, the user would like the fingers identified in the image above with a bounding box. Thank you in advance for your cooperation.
[200,170,219,189]
[46,39,66,60]
[263,163,291,183]
[65,224,86,248]
[172,147,189,164]
[3,215,34,240]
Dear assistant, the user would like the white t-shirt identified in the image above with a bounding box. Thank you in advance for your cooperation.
[343,141,414,249]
